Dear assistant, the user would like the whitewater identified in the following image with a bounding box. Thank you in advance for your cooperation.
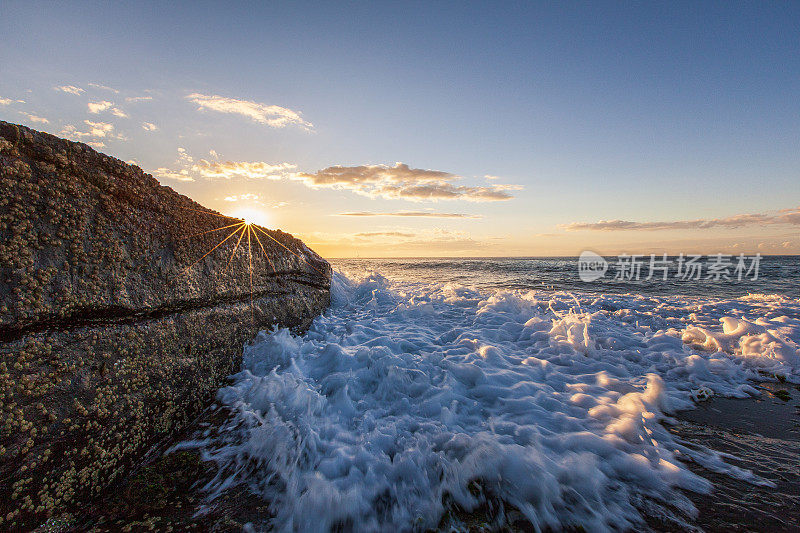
[185,270,800,532]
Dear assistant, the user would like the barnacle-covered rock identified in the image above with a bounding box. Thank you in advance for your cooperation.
[0,121,331,530]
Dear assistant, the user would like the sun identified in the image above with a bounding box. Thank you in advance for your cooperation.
[178,203,325,326]
[230,207,270,227]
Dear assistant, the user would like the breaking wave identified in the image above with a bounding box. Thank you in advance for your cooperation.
[189,271,800,531]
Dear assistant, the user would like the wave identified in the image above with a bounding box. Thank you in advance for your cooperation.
[187,271,800,532]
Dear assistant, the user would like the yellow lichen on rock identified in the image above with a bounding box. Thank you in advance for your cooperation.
[0,121,331,530]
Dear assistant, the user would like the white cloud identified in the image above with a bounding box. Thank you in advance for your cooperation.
[83,120,115,137]
[153,168,193,181]
[193,160,297,179]
[88,101,114,113]
[151,148,198,182]
[88,83,119,93]
[294,163,519,202]
[186,92,313,129]
[126,96,153,102]
[60,120,124,143]
[20,112,49,124]
[142,122,158,131]
[54,85,84,95]
[110,108,128,118]
[177,147,193,164]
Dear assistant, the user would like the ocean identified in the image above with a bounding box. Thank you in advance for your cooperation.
[185,256,800,531]
[332,256,800,299]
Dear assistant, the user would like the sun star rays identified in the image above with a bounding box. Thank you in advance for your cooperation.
[178,207,326,322]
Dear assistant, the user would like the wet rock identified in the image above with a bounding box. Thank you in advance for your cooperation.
[0,121,331,530]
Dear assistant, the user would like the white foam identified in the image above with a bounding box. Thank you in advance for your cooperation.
[193,272,800,531]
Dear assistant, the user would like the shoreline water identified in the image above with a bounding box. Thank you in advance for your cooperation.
[58,381,800,532]
[50,264,800,531]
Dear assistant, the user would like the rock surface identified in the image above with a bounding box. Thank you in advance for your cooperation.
[0,121,331,529]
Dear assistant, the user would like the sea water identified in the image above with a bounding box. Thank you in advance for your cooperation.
[186,257,800,531]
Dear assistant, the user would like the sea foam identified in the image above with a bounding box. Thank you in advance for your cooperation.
[190,272,800,531]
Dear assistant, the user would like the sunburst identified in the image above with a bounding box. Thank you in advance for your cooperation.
[178,206,324,323]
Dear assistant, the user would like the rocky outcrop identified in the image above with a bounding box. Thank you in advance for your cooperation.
[0,121,331,529]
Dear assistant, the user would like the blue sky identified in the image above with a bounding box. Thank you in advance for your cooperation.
[1,1,798,256]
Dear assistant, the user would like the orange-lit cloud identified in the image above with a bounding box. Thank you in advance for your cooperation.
[142,122,158,131]
[294,163,519,202]
[149,151,516,204]
[338,211,482,218]
[186,93,313,130]
[563,207,800,231]
[354,231,417,238]
[303,227,487,256]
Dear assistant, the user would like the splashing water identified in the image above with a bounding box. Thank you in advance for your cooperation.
[187,271,800,532]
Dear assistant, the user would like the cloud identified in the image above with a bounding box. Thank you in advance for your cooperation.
[154,151,517,204]
[83,120,116,138]
[186,93,313,129]
[778,206,800,225]
[88,101,114,113]
[142,122,158,131]
[110,108,128,118]
[354,231,417,238]
[126,96,153,102]
[153,168,193,181]
[305,228,484,253]
[20,112,49,124]
[224,193,260,202]
[337,211,482,218]
[54,85,84,95]
[192,160,297,179]
[0,97,25,106]
[177,147,193,164]
[563,207,800,231]
[294,163,519,202]
[60,120,124,143]
[88,83,119,93]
